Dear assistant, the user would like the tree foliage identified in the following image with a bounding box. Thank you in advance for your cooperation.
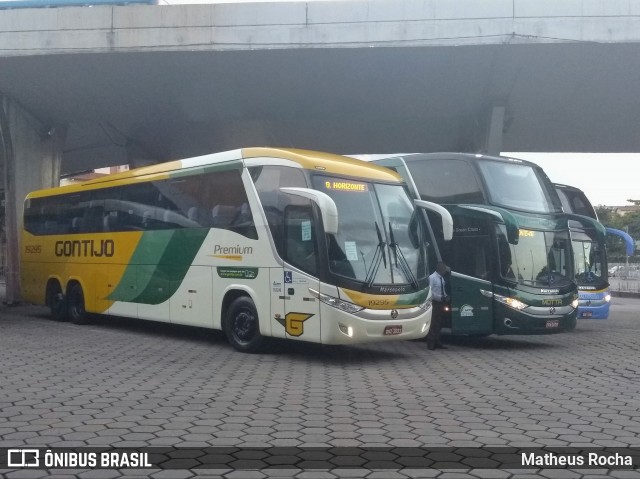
[595,203,639,263]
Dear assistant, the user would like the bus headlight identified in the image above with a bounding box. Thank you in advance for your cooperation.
[309,289,364,314]
[571,299,579,309]
[494,293,528,311]
[604,294,611,303]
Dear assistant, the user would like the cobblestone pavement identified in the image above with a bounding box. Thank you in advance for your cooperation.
[1,298,640,478]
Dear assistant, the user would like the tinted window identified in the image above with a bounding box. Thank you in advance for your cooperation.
[250,166,308,258]
[556,187,596,219]
[284,205,318,276]
[406,159,484,204]
[24,168,257,239]
[450,216,491,280]
[479,161,561,213]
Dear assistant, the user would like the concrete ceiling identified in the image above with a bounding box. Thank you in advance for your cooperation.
[1,41,640,173]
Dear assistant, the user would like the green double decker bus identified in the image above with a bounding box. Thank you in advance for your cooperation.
[373,153,602,336]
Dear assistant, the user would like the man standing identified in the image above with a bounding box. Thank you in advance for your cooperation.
[426,261,450,350]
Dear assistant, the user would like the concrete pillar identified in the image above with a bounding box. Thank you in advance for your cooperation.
[485,105,506,156]
[0,96,64,304]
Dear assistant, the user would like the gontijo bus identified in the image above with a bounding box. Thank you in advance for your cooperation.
[21,148,452,352]
[373,153,603,336]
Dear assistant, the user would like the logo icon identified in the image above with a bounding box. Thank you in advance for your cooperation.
[460,304,474,317]
[276,312,313,336]
[549,307,556,315]
[390,309,398,319]
[284,271,293,283]
[8,449,40,467]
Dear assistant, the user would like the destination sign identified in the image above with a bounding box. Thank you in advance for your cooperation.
[324,180,368,192]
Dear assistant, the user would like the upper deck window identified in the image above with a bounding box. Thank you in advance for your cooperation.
[405,159,485,204]
[478,160,561,214]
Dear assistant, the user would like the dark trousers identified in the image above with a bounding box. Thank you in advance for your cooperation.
[426,300,446,348]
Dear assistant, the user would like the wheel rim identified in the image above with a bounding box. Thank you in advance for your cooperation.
[232,308,257,344]
[70,289,84,319]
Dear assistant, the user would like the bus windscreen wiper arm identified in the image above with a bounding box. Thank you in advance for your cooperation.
[365,222,387,288]
[388,221,418,290]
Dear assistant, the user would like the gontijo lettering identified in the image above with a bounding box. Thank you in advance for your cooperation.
[55,240,114,257]
[324,181,367,192]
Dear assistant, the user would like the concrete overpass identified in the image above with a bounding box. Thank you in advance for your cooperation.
[1,0,640,300]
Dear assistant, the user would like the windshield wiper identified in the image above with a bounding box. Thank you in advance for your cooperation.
[388,221,418,290]
[365,221,387,288]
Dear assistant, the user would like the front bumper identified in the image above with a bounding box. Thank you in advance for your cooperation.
[319,303,431,345]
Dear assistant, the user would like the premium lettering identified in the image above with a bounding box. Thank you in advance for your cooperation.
[55,239,114,258]
[213,244,253,255]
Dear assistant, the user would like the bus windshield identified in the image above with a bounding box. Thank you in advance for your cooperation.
[573,238,605,285]
[478,161,561,213]
[498,226,573,287]
[313,176,428,287]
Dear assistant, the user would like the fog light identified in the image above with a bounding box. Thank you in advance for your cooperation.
[421,322,428,333]
[338,323,353,337]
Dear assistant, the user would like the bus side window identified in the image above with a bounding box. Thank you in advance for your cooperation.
[250,165,308,254]
[200,169,258,239]
[284,205,318,276]
[211,205,238,228]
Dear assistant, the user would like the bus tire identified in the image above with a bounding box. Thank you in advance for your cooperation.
[67,283,88,325]
[224,296,264,353]
[47,281,67,322]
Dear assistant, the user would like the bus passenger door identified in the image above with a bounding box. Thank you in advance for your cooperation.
[280,206,321,342]
[447,216,494,336]
[449,272,493,336]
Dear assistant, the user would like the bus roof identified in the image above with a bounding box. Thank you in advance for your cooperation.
[242,147,401,182]
[396,152,543,169]
[26,147,402,199]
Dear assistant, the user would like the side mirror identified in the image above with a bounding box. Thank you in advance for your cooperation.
[280,187,339,235]
[414,200,453,241]
[568,214,607,244]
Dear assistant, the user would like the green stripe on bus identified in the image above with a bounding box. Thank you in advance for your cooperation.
[395,289,429,306]
[108,228,209,305]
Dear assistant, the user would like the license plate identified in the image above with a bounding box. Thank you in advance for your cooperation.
[582,312,592,318]
[545,319,560,329]
[384,325,402,335]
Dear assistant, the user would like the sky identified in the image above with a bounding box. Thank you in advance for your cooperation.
[503,153,638,207]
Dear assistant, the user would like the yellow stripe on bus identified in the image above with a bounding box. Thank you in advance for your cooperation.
[242,148,402,183]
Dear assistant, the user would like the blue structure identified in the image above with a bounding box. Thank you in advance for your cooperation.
[606,227,635,257]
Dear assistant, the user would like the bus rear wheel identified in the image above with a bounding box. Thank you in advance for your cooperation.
[47,282,67,322]
[67,283,88,325]
[224,296,264,353]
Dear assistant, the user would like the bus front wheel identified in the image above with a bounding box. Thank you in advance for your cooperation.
[47,282,67,322]
[224,296,264,353]
[67,283,88,325]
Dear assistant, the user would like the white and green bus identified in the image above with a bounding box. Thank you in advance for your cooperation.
[21,148,452,352]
